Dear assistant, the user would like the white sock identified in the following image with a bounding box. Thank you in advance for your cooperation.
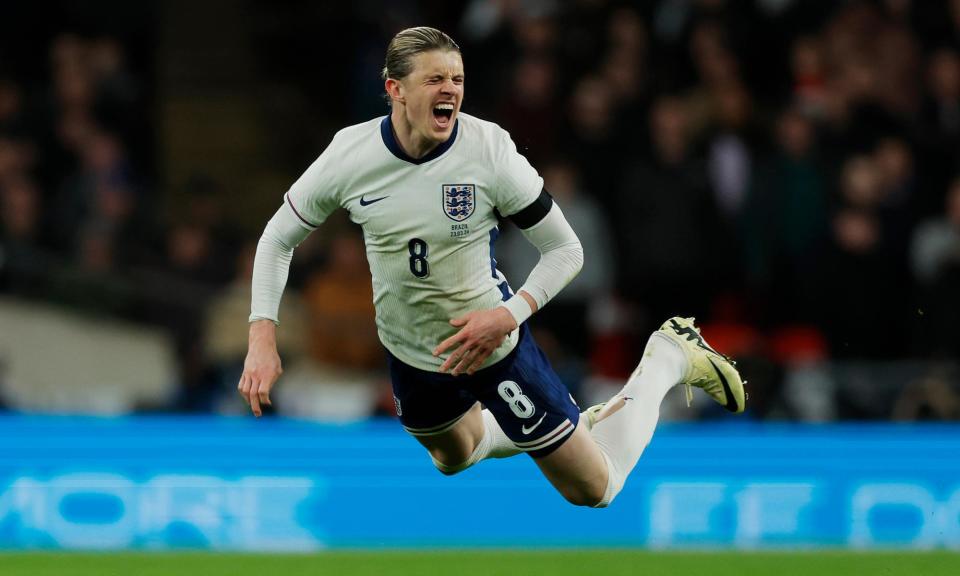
[479,408,521,459]
[589,331,686,506]
[431,409,520,474]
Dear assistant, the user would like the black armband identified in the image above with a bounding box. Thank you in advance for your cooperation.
[509,188,554,229]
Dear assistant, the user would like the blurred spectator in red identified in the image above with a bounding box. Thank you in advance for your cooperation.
[791,36,829,119]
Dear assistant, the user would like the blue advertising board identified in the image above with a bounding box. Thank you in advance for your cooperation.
[0,416,958,550]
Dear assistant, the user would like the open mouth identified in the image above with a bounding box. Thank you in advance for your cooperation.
[432,103,454,129]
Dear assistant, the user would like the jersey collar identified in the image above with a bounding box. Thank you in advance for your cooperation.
[380,115,459,165]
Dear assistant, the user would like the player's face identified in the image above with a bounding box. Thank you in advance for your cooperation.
[397,50,464,145]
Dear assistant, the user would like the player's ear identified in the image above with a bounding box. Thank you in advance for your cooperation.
[385,78,404,104]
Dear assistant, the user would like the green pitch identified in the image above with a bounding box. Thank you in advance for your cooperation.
[1,550,958,576]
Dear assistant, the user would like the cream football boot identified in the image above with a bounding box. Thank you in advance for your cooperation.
[658,316,746,413]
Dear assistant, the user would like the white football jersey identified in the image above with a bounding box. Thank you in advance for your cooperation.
[284,113,543,371]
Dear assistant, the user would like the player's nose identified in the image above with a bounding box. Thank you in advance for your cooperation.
[440,77,458,94]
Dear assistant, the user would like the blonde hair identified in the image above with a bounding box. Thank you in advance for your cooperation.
[381,26,460,81]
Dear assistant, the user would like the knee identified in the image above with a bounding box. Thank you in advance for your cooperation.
[433,459,467,476]
[559,482,607,508]
[430,449,472,476]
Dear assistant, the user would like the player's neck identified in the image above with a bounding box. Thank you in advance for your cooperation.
[390,111,441,159]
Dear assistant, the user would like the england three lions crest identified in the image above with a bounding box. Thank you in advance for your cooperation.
[442,184,475,222]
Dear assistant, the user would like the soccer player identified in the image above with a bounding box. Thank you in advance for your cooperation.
[239,27,745,507]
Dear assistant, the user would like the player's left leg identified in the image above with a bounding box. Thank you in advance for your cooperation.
[528,330,683,507]
[528,317,746,507]
[530,424,609,506]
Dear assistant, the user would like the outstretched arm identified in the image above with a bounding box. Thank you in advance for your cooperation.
[239,205,312,416]
[435,200,583,375]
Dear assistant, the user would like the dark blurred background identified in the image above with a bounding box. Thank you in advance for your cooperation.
[1,0,958,422]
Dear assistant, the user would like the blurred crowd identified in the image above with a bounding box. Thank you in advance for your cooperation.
[2,0,959,421]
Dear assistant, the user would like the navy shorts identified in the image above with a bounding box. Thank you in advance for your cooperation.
[388,326,580,458]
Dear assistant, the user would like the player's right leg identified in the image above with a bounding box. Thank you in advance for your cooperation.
[411,403,523,474]
[411,402,485,472]
[388,351,519,475]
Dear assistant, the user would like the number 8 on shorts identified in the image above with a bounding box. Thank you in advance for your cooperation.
[497,380,536,418]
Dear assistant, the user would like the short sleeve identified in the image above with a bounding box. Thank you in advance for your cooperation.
[284,132,346,229]
[492,129,544,217]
